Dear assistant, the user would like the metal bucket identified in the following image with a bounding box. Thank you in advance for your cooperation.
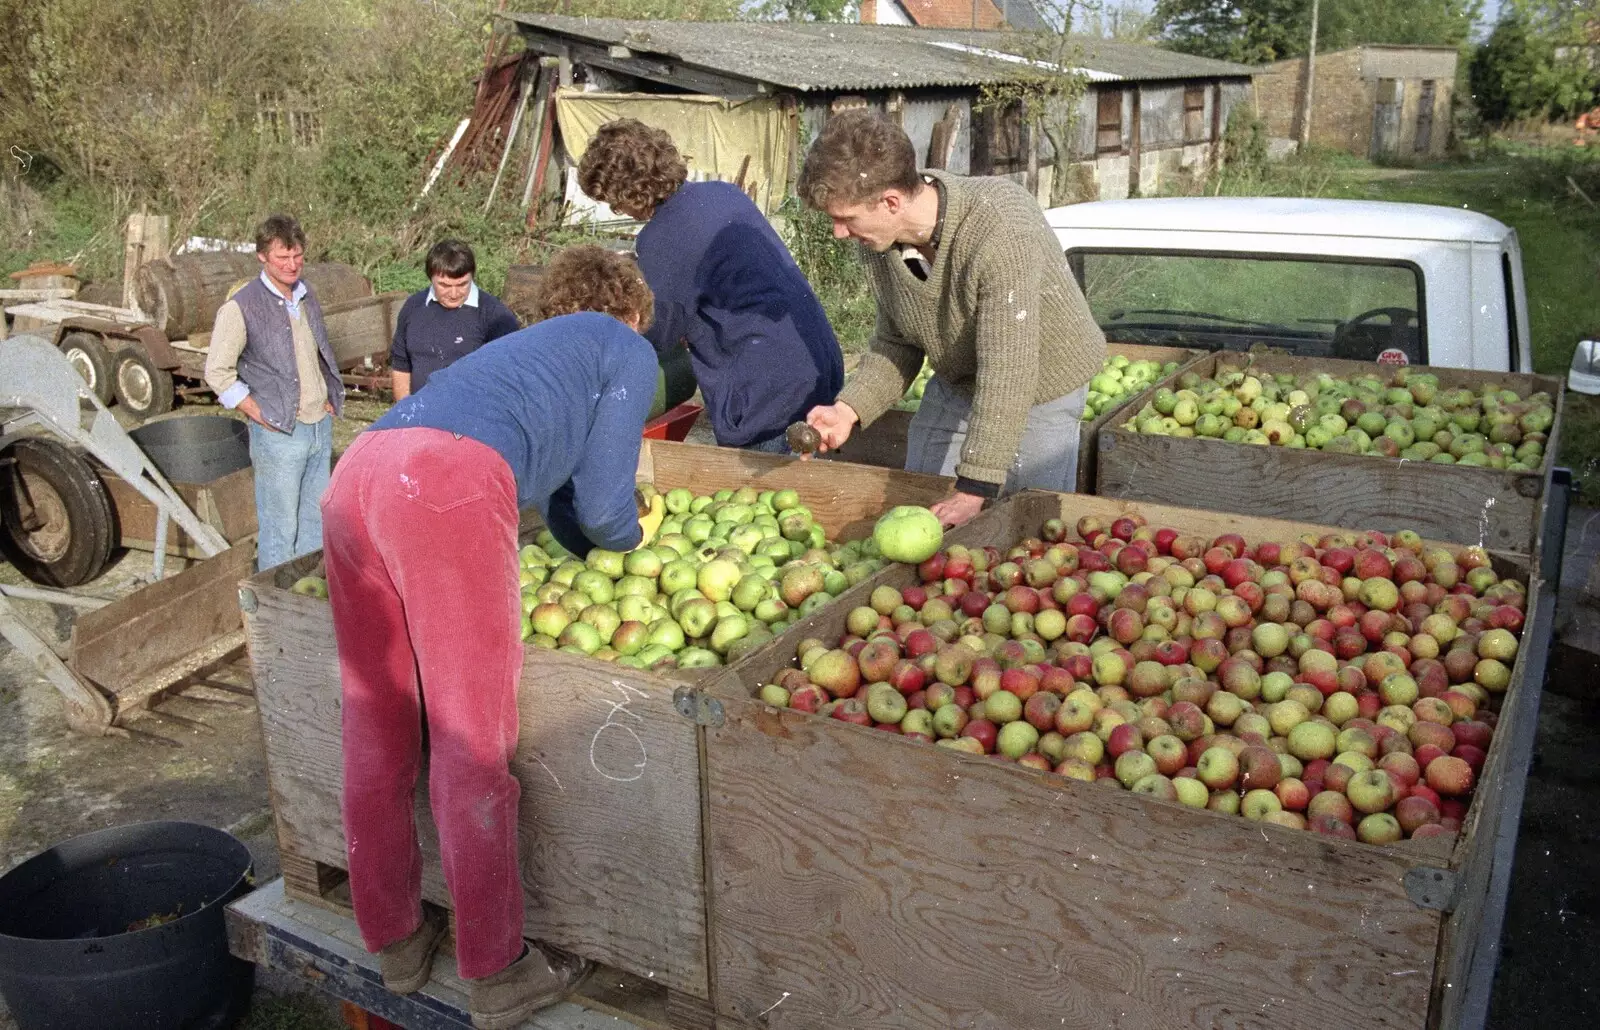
[130,415,251,484]
[0,820,255,1030]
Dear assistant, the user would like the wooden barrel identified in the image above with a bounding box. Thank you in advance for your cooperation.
[133,254,372,338]
[501,264,544,326]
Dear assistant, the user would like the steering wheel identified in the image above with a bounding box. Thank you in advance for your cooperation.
[1332,306,1419,361]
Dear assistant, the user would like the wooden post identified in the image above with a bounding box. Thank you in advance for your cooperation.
[519,61,556,211]
[1211,82,1225,171]
[122,212,170,313]
[1299,0,1320,148]
[524,86,560,230]
[1128,87,1142,197]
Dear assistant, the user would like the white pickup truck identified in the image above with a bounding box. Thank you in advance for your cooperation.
[1048,197,1533,374]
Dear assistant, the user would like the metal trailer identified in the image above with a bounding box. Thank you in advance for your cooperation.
[0,333,247,735]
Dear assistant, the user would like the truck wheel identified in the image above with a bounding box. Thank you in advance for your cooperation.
[59,331,116,407]
[111,346,176,421]
[0,438,117,587]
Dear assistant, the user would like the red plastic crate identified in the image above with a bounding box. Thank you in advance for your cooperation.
[642,401,702,441]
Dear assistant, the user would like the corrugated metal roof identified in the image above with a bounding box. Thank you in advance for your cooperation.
[504,14,1257,92]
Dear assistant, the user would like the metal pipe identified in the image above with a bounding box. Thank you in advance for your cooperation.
[0,583,112,609]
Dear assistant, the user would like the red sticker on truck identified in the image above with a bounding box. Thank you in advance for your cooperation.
[1376,348,1410,366]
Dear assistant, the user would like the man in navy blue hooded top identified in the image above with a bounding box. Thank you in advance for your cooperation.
[578,119,843,452]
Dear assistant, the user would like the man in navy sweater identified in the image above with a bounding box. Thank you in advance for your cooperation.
[577,118,843,452]
[390,239,521,399]
[321,245,664,1029]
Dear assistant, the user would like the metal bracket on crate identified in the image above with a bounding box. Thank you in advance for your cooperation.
[673,686,725,727]
[238,587,258,614]
[1404,866,1460,911]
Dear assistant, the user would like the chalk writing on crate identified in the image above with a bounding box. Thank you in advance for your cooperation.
[590,680,649,782]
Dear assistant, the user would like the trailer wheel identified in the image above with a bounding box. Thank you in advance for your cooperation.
[0,438,117,587]
[59,331,116,407]
[111,346,176,421]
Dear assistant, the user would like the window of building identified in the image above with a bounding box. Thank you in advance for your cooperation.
[1183,84,1207,144]
[971,100,1027,175]
[1096,90,1124,154]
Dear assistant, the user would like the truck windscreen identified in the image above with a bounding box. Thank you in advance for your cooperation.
[1066,250,1427,364]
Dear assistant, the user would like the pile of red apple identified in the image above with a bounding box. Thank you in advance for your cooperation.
[758,514,1529,846]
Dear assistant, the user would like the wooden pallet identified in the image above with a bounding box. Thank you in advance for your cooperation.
[228,878,713,1030]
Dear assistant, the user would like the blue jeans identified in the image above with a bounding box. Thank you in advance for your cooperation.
[742,434,793,456]
[905,376,1087,494]
[250,415,332,571]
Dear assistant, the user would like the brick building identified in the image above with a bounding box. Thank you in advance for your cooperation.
[1255,44,1457,158]
[860,0,1050,30]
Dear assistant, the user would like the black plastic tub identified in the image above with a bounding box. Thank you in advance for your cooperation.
[0,820,255,1030]
[130,415,251,484]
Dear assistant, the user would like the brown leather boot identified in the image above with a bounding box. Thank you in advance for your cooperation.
[468,943,591,1029]
[378,906,448,994]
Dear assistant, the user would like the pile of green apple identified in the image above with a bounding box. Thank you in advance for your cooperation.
[758,514,1530,846]
[1122,361,1553,470]
[516,484,892,671]
[893,353,1179,421]
[1082,355,1180,422]
[893,360,935,412]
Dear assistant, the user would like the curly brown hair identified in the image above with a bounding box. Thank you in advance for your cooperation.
[797,110,919,210]
[538,244,655,331]
[576,119,688,216]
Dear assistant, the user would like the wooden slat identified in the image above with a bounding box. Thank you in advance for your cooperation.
[69,542,255,705]
[242,581,711,999]
[701,696,1439,1030]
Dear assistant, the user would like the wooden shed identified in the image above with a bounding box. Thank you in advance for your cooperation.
[504,14,1256,214]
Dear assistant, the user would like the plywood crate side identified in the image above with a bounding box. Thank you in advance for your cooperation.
[699,489,1544,1029]
[1094,352,1562,556]
[240,568,712,999]
[701,694,1440,1030]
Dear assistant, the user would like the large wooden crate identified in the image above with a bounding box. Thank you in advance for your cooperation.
[1094,352,1564,558]
[698,490,1550,1030]
[825,343,1203,494]
[238,440,953,1019]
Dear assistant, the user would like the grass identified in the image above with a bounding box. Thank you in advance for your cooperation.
[1190,143,1600,494]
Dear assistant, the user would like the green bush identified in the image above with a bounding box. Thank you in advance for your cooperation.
[1470,16,1600,125]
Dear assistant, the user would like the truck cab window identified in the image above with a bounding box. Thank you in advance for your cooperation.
[1067,250,1427,364]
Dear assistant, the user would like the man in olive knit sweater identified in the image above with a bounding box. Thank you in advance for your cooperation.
[799,111,1105,528]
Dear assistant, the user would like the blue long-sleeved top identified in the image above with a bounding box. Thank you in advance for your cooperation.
[637,181,844,448]
[370,312,654,557]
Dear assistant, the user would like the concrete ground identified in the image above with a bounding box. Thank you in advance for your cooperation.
[1,395,1597,1027]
